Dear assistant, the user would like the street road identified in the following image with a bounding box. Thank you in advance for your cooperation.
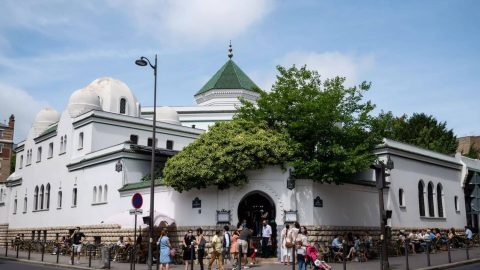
[448,262,480,269]
[0,259,71,270]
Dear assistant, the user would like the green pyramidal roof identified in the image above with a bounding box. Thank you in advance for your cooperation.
[195,60,260,96]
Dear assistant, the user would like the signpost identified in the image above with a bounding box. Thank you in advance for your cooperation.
[131,193,143,270]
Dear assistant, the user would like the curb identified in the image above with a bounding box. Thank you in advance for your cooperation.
[417,258,480,270]
[0,255,100,269]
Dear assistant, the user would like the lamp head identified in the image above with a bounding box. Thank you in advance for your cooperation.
[386,155,394,170]
[135,58,148,67]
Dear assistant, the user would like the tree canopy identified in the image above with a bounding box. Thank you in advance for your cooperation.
[236,65,381,184]
[162,119,293,192]
[372,111,458,154]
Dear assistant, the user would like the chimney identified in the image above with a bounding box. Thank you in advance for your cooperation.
[9,114,15,129]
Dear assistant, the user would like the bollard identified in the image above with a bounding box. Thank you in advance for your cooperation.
[342,241,347,270]
[238,243,242,270]
[28,242,31,260]
[156,249,160,270]
[426,241,431,266]
[107,246,112,269]
[191,244,194,270]
[466,239,470,260]
[16,241,19,258]
[447,240,451,263]
[41,241,45,261]
[71,245,75,265]
[56,243,60,263]
[5,241,7,257]
[404,240,409,270]
[291,244,296,270]
[89,246,92,268]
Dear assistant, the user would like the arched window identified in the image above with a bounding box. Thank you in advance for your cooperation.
[40,185,44,210]
[78,132,84,150]
[427,182,435,217]
[399,188,405,207]
[93,187,97,203]
[45,184,50,209]
[60,137,64,154]
[104,185,108,202]
[418,181,425,216]
[34,186,39,210]
[120,98,126,114]
[23,197,27,213]
[98,185,103,202]
[72,188,77,207]
[58,191,62,208]
[454,196,459,212]
[64,135,67,153]
[437,184,444,217]
[13,199,17,214]
[0,188,3,202]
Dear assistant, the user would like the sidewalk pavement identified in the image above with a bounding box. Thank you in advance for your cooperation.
[1,246,480,270]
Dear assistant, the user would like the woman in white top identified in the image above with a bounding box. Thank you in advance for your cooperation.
[281,224,292,265]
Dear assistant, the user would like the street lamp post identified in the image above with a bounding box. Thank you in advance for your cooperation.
[371,155,394,270]
[135,55,157,270]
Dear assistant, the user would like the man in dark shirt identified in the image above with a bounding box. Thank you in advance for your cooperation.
[70,227,86,264]
[238,226,252,267]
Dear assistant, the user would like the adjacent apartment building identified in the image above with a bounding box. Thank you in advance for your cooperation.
[0,115,15,183]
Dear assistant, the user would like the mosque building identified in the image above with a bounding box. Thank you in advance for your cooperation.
[0,47,478,251]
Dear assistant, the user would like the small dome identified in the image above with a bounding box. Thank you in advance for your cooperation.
[67,88,102,117]
[32,108,60,136]
[85,77,140,117]
[155,107,180,125]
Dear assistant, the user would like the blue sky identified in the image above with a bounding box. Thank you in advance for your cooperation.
[0,0,479,142]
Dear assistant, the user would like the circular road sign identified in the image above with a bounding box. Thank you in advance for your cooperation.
[132,193,143,209]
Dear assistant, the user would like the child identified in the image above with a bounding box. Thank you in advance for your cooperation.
[249,241,257,265]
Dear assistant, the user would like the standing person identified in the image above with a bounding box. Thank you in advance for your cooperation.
[261,219,272,258]
[183,229,196,270]
[296,227,308,270]
[230,230,239,267]
[465,226,473,242]
[158,230,172,270]
[223,225,231,265]
[281,224,291,265]
[238,226,252,268]
[71,227,85,264]
[208,230,223,270]
[196,228,206,270]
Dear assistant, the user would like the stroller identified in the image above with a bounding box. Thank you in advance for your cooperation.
[306,245,332,270]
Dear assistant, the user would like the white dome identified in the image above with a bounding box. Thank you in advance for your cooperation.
[155,107,180,125]
[32,108,60,136]
[67,88,102,117]
[85,77,140,117]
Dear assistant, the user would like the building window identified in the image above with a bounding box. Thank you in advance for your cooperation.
[64,135,67,153]
[427,182,435,217]
[98,185,103,202]
[0,143,3,153]
[19,155,23,169]
[418,181,425,216]
[45,184,50,209]
[60,137,64,154]
[0,130,3,138]
[104,185,108,202]
[454,196,459,212]
[0,188,3,202]
[130,135,138,144]
[57,191,62,208]
[13,199,17,214]
[120,98,126,114]
[40,185,44,210]
[34,186,39,210]
[78,132,84,150]
[437,184,444,217]
[72,188,77,207]
[166,140,174,150]
[23,197,27,213]
[399,188,405,207]
[37,147,42,162]
[48,143,53,158]
[147,138,157,147]
[93,186,97,203]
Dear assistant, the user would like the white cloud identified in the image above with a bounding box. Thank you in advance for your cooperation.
[0,83,48,142]
[107,0,274,46]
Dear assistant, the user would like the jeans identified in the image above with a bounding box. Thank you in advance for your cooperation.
[198,249,205,270]
[297,254,307,270]
[261,237,270,258]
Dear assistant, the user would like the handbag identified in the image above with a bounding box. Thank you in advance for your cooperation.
[169,248,176,257]
[285,242,294,248]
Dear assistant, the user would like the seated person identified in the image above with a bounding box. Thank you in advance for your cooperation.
[331,235,343,252]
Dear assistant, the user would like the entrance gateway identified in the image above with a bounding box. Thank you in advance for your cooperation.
[237,191,277,257]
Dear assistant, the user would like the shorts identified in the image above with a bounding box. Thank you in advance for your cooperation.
[237,239,248,254]
[73,244,82,253]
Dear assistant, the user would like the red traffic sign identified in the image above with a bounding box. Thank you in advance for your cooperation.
[132,193,143,209]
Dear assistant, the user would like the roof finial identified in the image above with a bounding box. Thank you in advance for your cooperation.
[228,40,233,59]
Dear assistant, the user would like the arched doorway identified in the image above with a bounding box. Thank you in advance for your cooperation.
[237,191,277,257]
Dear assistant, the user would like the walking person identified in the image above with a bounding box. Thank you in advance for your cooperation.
[223,225,231,265]
[230,230,239,268]
[238,225,252,268]
[261,219,272,258]
[281,224,291,265]
[70,227,85,264]
[208,230,223,270]
[183,229,196,270]
[196,228,206,270]
[296,227,308,270]
[158,230,172,270]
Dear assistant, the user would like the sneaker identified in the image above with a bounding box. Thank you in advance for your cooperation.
[51,253,56,255]
[243,267,250,269]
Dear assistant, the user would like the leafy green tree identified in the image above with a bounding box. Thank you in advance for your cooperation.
[465,143,480,159]
[373,112,457,154]
[10,153,15,173]
[162,120,293,192]
[237,65,381,184]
